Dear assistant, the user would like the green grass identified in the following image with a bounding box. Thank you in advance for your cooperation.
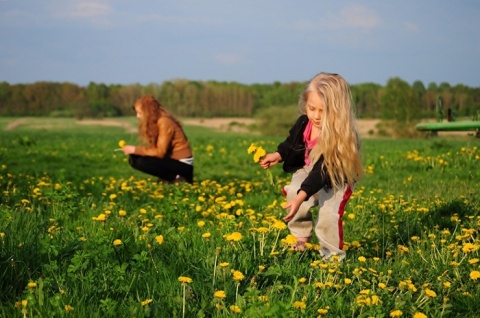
[0,119,479,317]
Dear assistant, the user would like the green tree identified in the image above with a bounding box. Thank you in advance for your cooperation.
[380,77,420,124]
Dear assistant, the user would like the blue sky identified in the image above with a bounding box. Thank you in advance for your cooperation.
[1,0,479,87]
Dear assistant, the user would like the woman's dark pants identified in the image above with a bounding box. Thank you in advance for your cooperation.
[129,155,193,183]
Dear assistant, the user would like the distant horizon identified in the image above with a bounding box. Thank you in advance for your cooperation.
[2,76,478,88]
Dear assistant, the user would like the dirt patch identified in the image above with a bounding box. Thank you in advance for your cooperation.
[4,118,27,131]
[76,119,137,133]
[357,119,381,138]
[182,117,256,133]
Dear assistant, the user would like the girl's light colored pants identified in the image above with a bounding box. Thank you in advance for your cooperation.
[284,167,353,260]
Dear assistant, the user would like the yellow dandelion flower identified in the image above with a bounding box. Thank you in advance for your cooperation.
[468,258,479,264]
[247,143,257,154]
[258,265,265,272]
[281,234,297,246]
[390,309,403,317]
[141,299,153,306]
[226,232,243,241]
[197,221,205,227]
[202,232,211,239]
[214,290,226,299]
[358,256,367,262]
[344,278,352,285]
[219,262,229,268]
[293,301,306,310]
[272,220,287,230]
[425,288,437,297]
[253,147,266,163]
[64,305,74,312]
[470,270,480,280]
[413,313,427,318]
[118,210,127,216]
[256,227,269,234]
[318,307,329,315]
[232,270,245,282]
[229,305,241,313]
[155,235,164,245]
[299,277,307,284]
[113,239,122,246]
[178,276,193,284]
[462,243,478,253]
[27,282,37,289]
[359,289,371,295]
[258,295,269,302]
[118,140,126,148]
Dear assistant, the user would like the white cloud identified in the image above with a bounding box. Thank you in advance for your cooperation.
[50,1,111,19]
[328,4,381,29]
[214,54,243,65]
[292,4,380,32]
[405,21,420,33]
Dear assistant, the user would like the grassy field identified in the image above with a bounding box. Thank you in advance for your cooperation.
[0,118,479,317]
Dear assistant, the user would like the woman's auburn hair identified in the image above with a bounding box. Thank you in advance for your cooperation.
[133,95,181,146]
[299,73,364,190]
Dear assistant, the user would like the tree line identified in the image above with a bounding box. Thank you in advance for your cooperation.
[0,78,478,120]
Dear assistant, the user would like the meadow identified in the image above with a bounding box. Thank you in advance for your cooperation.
[0,117,479,318]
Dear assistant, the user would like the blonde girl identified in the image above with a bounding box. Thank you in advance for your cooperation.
[259,72,363,259]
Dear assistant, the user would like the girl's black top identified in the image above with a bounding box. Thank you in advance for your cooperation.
[276,115,333,199]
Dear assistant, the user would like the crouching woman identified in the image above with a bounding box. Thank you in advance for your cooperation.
[122,95,194,184]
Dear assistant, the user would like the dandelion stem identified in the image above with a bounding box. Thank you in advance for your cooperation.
[235,283,239,302]
[148,249,159,274]
[270,230,281,255]
[266,169,274,186]
[260,234,265,257]
[182,283,186,318]
[213,253,218,288]
[251,232,256,260]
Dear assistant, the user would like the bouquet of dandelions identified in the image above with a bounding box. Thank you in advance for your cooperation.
[114,140,126,151]
[247,143,274,186]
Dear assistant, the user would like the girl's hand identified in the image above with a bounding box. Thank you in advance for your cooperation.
[283,191,308,222]
[259,152,281,169]
[122,145,135,155]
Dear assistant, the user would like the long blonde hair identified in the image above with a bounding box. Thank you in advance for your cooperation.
[133,95,181,146]
[300,73,363,189]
